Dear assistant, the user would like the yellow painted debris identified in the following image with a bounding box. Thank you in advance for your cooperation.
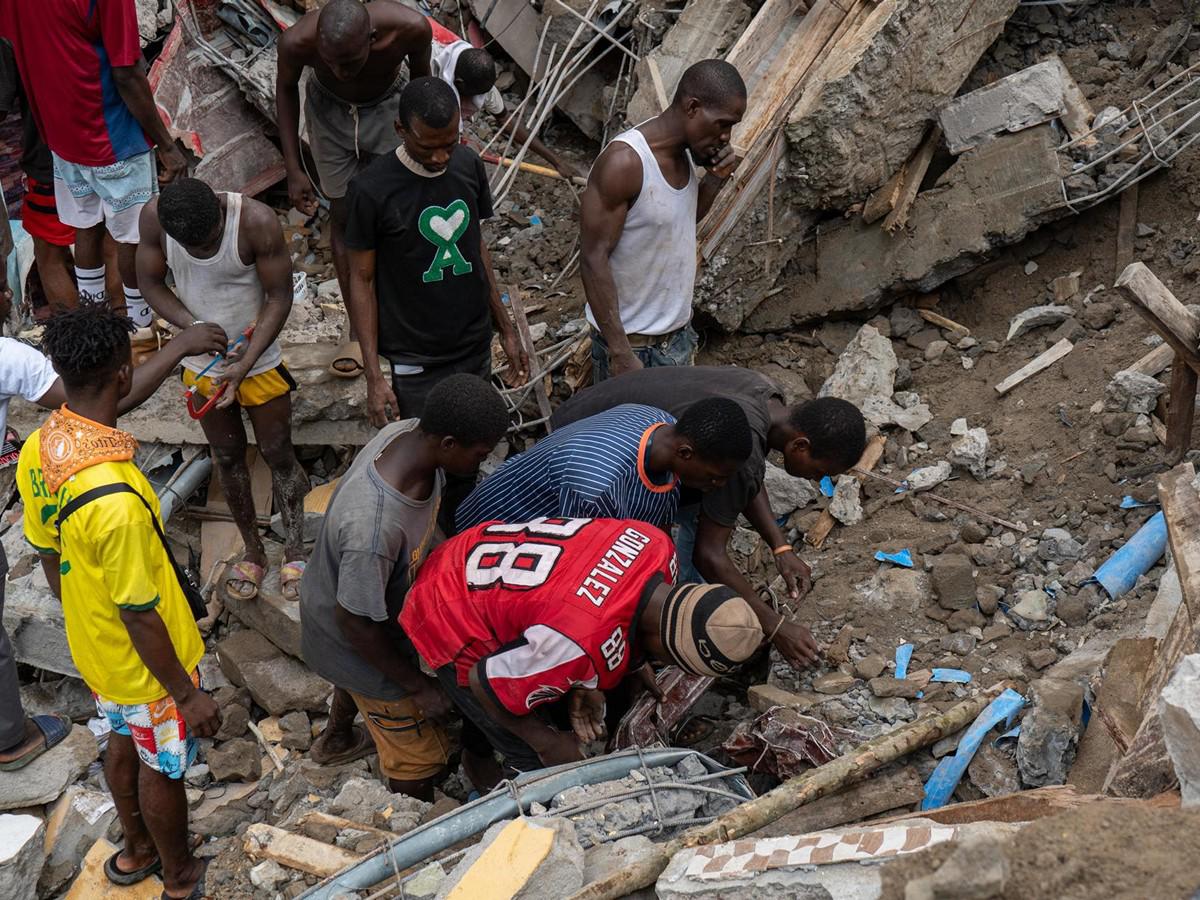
[66,839,162,900]
[446,818,556,900]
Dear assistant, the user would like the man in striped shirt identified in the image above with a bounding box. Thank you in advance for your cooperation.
[455,400,752,534]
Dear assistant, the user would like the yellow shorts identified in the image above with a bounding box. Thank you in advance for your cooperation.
[181,363,296,408]
[350,691,450,781]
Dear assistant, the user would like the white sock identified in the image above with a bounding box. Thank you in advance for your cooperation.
[75,266,106,304]
[124,286,152,328]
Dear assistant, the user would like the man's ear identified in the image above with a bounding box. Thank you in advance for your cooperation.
[439,435,459,453]
[790,434,812,455]
[676,443,695,461]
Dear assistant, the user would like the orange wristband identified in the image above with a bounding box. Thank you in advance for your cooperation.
[772,544,793,556]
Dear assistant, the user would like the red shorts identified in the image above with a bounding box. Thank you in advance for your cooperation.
[22,176,75,246]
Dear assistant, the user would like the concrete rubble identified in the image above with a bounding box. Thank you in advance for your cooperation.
[0,814,45,900]
[1159,653,1200,807]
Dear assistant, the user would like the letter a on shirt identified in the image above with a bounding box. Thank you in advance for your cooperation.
[419,199,474,283]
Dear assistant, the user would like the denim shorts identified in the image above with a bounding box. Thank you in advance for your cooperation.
[590,323,698,383]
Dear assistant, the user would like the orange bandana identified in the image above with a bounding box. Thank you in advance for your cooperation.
[40,407,138,494]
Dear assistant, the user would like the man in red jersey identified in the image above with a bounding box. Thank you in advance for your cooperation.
[399,517,763,774]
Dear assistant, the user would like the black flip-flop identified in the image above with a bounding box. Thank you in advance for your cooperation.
[161,861,208,900]
[0,713,71,771]
[105,849,163,886]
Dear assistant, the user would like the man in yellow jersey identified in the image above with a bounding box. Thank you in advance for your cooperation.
[16,305,217,900]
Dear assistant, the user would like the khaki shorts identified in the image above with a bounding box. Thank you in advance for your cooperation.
[349,691,449,781]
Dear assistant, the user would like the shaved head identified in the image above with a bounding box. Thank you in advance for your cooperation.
[674,59,746,111]
[318,0,371,51]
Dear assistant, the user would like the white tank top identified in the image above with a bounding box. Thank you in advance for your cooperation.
[586,126,698,337]
[165,192,282,377]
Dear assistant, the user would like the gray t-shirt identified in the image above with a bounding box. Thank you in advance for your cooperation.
[299,420,444,700]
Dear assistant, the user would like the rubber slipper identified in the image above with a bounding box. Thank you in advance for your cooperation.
[161,860,207,900]
[223,559,265,601]
[0,713,71,771]
[280,559,306,602]
[328,341,364,379]
[309,724,376,766]
[105,849,163,886]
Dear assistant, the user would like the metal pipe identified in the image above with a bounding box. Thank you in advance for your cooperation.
[298,748,753,899]
[158,455,212,524]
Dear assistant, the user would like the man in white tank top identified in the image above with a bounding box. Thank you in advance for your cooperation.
[580,59,746,382]
[136,178,310,605]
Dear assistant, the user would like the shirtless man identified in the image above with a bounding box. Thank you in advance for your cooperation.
[277,0,432,378]
[580,59,745,381]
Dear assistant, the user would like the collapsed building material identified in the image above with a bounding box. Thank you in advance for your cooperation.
[0,726,98,811]
[805,434,885,548]
[0,815,44,900]
[994,338,1074,395]
[440,817,585,899]
[244,823,363,878]
[1158,653,1200,807]
[39,787,118,896]
[571,683,1011,900]
[751,767,926,838]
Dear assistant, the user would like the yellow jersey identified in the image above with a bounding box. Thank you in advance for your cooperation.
[17,429,204,704]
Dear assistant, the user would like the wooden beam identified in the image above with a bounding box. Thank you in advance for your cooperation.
[243,823,361,877]
[1167,361,1198,463]
[919,309,970,340]
[804,433,885,548]
[646,57,669,113]
[994,339,1074,395]
[1045,55,1097,146]
[883,125,942,234]
[752,767,925,838]
[1116,183,1140,284]
[862,165,906,225]
[1115,262,1200,375]
[1125,343,1175,378]
[508,287,554,429]
[726,0,808,79]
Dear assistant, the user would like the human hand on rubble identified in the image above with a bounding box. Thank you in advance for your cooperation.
[568,688,608,743]
[775,549,812,600]
[157,143,188,185]
[557,159,587,182]
[288,171,319,217]
[500,329,530,387]
[413,682,452,721]
[772,619,820,669]
[706,144,740,180]
[174,322,229,358]
[366,373,400,427]
[536,729,585,766]
[176,687,221,738]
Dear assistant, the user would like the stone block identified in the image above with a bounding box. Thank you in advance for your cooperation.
[208,738,263,783]
[940,59,1076,155]
[763,461,820,518]
[1160,653,1200,806]
[437,816,584,900]
[1017,677,1085,787]
[747,684,822,713]
[40,786,118,895]
[0,814,44,900]
[216,629,329,715]
[0,725,98,810]
[1,527,77,677]
[931,555,977,610]
[222,588,304,661]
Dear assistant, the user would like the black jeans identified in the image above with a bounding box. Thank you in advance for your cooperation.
[0,542,27,751]
[390,346,492,535]
[435,665,542,775]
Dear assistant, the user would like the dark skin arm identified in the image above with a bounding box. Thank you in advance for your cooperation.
[35,323,227,414]
[110,61,186,184]
[120,607,220,736]
[479,238,528,386]
[275,27,318,216]
[695,145,739,221]
[490,110,583,179]
[467,663,582,766]
[136,200,203,330]
[346,247,398,427]
[693,512,820,668]
[580,143,643,377]
[37,555,61,601]
[335,606,449,717]
[744,484,812,598]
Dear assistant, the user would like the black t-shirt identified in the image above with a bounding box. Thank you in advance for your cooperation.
[552,366,785,527]
[344,145,494,367]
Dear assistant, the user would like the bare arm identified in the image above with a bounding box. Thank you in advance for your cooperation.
[468,663,582,765]
[347,247,398,427]
[406,21,432,78]
[743,484,812,598]
[336,607,449,716]
[693,512,818,668]
[235,206,294,367]
[37,555,61,600]
[110,62,186,183]
[579,144,642,376]
[120,607,220,736]
[135,201,202,330]
[276,28,319,215]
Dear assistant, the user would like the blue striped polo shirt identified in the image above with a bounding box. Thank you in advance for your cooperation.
[455,404,680,532]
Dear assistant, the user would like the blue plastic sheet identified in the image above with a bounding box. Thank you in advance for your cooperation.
[895,644,914,680]
[1120,495,1157,509]
[820,476,835,497]
[874,549,914,568]
[922,689,1026,810]
[1092,510,1167,599]
[931,668,972,684]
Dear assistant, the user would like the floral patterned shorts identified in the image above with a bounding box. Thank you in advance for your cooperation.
[94,669,200,779]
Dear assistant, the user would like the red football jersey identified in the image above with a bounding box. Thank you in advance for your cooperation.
[400,517,677,716]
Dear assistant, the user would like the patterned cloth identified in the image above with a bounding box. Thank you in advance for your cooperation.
[39,405,137,494]
[94,668,201,779]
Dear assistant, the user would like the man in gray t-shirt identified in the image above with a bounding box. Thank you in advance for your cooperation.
[299,374,509,799]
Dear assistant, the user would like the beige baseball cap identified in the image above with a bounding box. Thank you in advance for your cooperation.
[659,582,764,676]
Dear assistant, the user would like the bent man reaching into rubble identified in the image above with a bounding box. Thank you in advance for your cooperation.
[16,306,219,900]
[277,0,433,379]
[300,375,510,801]
[399,517,764,773]
[553,366,868,668]
[581,58,746,381]
[137,177,310,603]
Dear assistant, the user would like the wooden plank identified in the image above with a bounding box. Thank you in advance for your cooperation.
[883,125,942,234]
[1167,361,1198,463]
[646,57,670,112]
[862,165,906,225]
[1116,183,1140,284]
[304,478,339,516]
[1126,343,1175,378]
[752,767,925,838]
[726,0,808,79]
[994,339,1074,395]
[804,433,885,548]
[508,287,553,429]
[918,309,970,340]
[1045,55,1097,146]
[243,823,362,877]
[1115,262,1200,374]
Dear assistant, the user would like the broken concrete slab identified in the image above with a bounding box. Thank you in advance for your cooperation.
[818,324,933,431]
[40,786,118,896]
[740,125,1069,330]
[782,0,1021,211]
[208,738,263,784]
[763,461,820,518]
[216,630,330,716]
[940,58,1081,155]
[1017,678,1085,787]
[1,524,76,677]
[949,428,990,480]
[0,814,43,900]
[828,476,863,527]
[66,839,163,899]
[1006,305,1075,341]
[0,725,98,810]
[437,816,584,900]
[222,586,303,661]
[1159,653,1200,806]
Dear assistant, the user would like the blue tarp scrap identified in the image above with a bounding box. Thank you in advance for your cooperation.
[1120,495,1158,509]
[820,476,835,497]
[931,668,972,684]
[921,688,1026,810]
[895,643,914,680]
[875,549,914,568]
